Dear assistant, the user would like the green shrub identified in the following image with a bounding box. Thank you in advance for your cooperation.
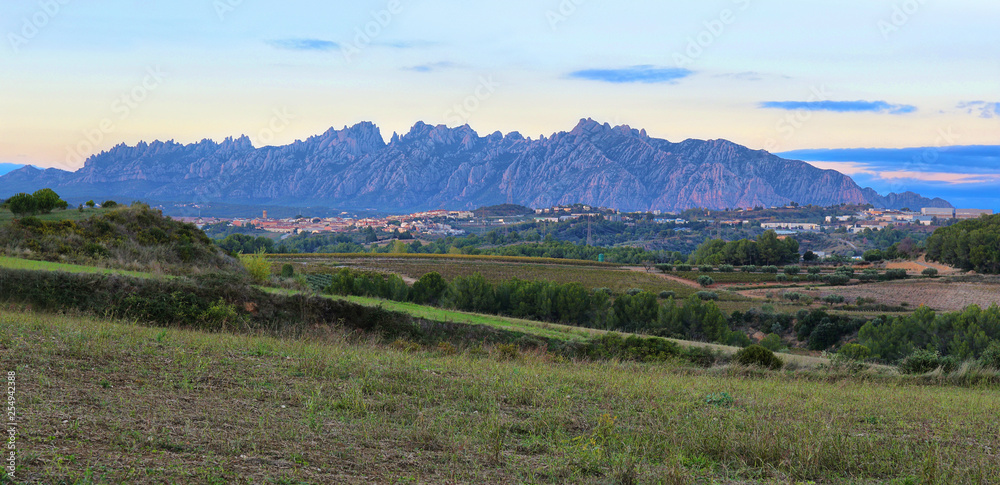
[980,342,1000,370]
[783,265,801,275]
[654,263,673,272]
[658,290,676,299]
[759,333,785,352]
[826,274,850,286]
[698,265,714,273]
[718,264,735,273]
[239,249,272,283]
[732,344,783,370]
[898,349,954,374]
[882,269,909,281]
[280,264,295,278]
[839,343,871,361]
[697,275,714,287]
[808,267,822,275]
[626,288,643,296]
[762,265,779,274]
[782,292,801,301]
[675,264,692,272]
[775,274,788,282]
[922,268,939,278]
[695,291,719,301]
[822,294,845,304]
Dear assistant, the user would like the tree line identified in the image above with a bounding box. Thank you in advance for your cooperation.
[689,230,801,266]
[925,213,1000,273]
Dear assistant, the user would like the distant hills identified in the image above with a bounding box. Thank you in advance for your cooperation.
[0,119,951,212]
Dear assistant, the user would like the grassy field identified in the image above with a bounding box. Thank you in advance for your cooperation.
[0,256,155,279]
[271,254,704,299]
[2,309,997,484]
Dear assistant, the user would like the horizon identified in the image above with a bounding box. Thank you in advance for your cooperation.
[1,1,997,208]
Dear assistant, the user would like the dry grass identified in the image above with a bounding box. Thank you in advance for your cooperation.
[819,279,1000,312]
[3,310,999,484]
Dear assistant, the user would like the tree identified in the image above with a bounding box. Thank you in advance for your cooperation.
[86,200,96,208]
[803,251,818,262]
[32,188,65,214]
[863,249,884,262]
[697,275,714,287]
[6,193,36,216]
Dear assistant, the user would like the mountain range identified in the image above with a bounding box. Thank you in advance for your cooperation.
[0,119,951,212]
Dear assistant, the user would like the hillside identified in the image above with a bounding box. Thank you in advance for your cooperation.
[0,119,950,212]
[0,203,238,275]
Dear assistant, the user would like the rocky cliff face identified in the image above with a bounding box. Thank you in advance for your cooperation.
[0,119,951,211]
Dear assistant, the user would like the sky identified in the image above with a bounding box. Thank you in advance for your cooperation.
[0,1,997,205]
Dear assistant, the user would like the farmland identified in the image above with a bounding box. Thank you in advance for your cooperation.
[270,254,703,299]
[818,278,1000,312]
[4,309,999,484]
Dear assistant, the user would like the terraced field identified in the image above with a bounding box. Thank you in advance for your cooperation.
[270,254,704,298]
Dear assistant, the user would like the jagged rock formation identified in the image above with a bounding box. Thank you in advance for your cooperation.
[0,119,951,211]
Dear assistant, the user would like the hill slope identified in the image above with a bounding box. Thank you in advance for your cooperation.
[0,119,950,211]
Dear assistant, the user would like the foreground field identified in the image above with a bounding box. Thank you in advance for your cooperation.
[3,310,997,484]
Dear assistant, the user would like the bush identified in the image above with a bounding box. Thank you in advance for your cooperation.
[698,265,714,273]
[654,263,673,272]
[695,291,718,301]
[719,264,735,273]
[280,264,295,278]
[101,200,119,208]
[826,275,850,286]
[980,342,1000,370]
[762,265,779,274]
[239,249,272,283]
[783,265,801,275]
[775,274,788,282]
[6,193,36,216]
[732,344,783,370]
[808,267,822,275]
[697,275,714,287]
[759,333,785,352]
[658,291,676,299]
[898,349,954,374]
[782,292,801,301]
[922,268,939,278]
[822,294,845,304]
[626,288,643,296]
[882,269,909,281]
[839,343,871,361]
[675,264,692,272]
[741,265,758,273]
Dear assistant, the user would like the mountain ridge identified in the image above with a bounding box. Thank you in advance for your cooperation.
[0,119,952,212]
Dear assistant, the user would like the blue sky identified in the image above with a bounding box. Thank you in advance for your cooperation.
[0,1,997,205]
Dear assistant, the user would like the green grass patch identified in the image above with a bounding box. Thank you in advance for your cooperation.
[2,309,997,484]
[0,255,155,279]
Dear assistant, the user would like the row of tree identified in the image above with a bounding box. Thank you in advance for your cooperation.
[2,189,68,216]
[859,304,1000,362]
[689,230,801,266]
[319,268,746,345]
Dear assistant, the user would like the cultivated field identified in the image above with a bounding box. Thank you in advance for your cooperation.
[819,279,1000,312]
[270,254,703,298]
[3,310,998,484]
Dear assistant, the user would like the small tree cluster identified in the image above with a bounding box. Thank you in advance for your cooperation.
[3,188,68,216]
